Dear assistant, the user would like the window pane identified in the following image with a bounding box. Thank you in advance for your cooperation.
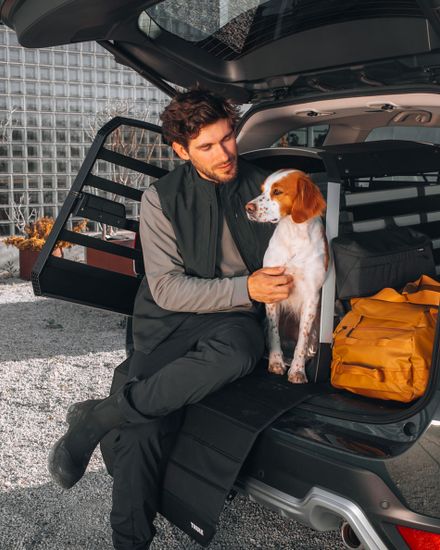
[13,160,25,172]
[24,49,37,63]
[56,131,67,142]
[10,64,23,78]
[25,65,37,79]
[42,130,54,142]
[40,98,53,112]
[366,126,440,143]
[143,1,262,42]
[27,161,39,173]
[272,125,329,148]
[43,161,54,173]
[26,97,38,110]
[26,130,38,142]
[28,177,40,189]
[12,129,23,141]
[43,177,55,188]
[39,67,51,80]
[39,51,52,64]
[10,80,23,94]
[9,48,22,62]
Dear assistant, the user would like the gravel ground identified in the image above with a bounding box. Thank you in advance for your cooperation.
[0,278,344,550]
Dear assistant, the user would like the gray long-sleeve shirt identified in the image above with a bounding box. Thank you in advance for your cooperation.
[139,185,254,313]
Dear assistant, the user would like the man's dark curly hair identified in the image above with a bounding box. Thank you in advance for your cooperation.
[160,87,241,148]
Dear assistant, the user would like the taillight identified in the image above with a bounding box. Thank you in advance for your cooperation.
[397,525,440,549]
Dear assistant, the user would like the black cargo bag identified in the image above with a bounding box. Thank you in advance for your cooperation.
[332,227,435,300]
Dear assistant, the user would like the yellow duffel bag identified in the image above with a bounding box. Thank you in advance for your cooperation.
[331,275,440,402]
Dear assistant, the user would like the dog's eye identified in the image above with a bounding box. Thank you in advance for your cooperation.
[272,189,283,196]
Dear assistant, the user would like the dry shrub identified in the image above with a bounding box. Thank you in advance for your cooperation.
[4,217,87,252]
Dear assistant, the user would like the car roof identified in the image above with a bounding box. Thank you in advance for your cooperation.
[3,0,440,103]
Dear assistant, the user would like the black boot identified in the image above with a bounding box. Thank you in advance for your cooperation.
[48,392,125,489]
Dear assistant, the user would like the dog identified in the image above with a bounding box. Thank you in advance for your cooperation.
[246,169,328,383]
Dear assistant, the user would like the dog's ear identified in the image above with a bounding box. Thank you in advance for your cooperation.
[290,175,326,223]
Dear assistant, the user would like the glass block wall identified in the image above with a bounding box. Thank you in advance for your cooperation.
[0,27,171,237]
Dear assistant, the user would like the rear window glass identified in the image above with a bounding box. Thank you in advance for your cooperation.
[272,125,329,148]
[142,0,262,43]
[367,126,440,144]
[140,0,423,61]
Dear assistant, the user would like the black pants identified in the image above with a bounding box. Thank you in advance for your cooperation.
[110,311,265,550]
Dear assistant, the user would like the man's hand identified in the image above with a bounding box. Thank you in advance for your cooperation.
[247,266,293,304]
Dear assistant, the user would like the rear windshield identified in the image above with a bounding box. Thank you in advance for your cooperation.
[272,125,329,148]
[140,0,423,61]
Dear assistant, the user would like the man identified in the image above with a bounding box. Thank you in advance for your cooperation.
[48,88,293,549]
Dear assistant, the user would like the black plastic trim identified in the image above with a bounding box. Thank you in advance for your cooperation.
[87,174,144,201]
[97,147,168,178]
[34,256,141,315]
[59,229,141,260]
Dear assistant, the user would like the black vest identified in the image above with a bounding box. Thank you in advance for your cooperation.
[132,158,273,356]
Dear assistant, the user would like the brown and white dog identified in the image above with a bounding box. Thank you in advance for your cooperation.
[246,169,328,383]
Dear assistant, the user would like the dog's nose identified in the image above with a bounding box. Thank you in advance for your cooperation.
[245,202,256,214]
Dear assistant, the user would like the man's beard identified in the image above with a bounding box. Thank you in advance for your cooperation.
[191,156,238,184]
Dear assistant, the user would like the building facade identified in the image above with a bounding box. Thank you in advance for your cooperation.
[0,27,171,237]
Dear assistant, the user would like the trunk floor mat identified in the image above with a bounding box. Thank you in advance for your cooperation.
[159,363,324,546]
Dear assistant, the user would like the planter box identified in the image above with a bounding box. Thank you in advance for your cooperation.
[86,238,135,276]
[19,247,63,281]
[19,248,40,281]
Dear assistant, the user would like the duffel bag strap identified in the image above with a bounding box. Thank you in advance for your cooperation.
[359,275,440,307]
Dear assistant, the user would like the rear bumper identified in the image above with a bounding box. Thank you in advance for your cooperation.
[238,419,440,550]
[235,477,387,550]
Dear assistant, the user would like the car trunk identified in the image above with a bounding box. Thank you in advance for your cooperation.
[243,139,440,424]
[25,111,440,429]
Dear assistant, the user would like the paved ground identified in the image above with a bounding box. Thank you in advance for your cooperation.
[0,278,344,549]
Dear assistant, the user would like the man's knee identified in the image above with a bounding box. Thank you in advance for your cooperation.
[202,314,265,375]
[232,317,264,367]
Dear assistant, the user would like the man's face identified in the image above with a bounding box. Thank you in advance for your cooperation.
[172,118,238,184]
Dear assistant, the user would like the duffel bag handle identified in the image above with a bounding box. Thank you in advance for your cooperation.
[343,336,396,346]
[333,363,383,381]
[402,275,440,306]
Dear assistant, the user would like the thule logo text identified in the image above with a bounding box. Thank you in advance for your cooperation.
[190,522,204,536]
